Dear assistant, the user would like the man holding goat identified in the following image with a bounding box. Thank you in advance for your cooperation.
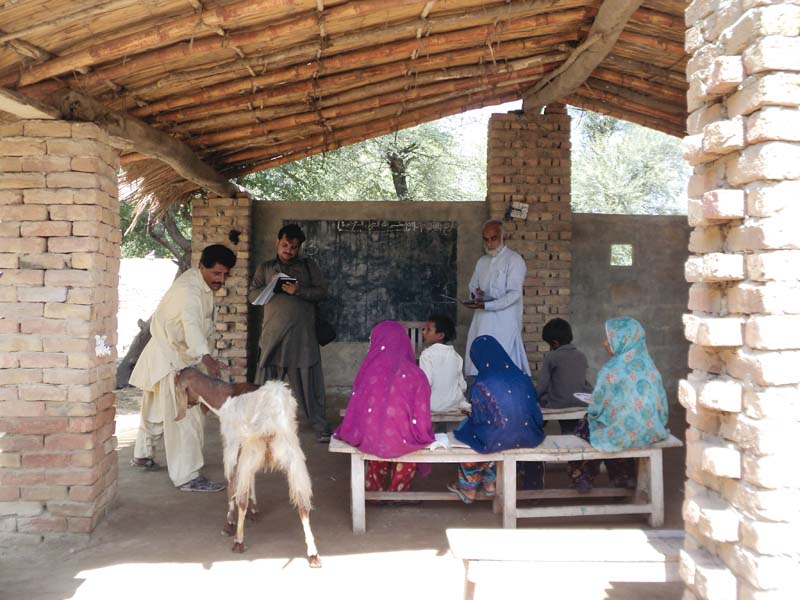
[129,244,236,492]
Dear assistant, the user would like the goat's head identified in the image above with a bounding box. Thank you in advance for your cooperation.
[174,367,202,421]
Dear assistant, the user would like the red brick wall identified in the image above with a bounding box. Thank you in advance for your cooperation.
[191,194,252,383]
[486,106,572,373]
[0,119,119,538]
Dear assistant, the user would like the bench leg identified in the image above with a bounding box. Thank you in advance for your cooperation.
[351,454,366,534]
[493,461,502,515]
[502,457,517,529]
[648,450,665,527]
[463,560,476,600]
[634,455,650,505]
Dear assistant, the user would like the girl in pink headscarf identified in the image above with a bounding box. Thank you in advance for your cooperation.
[334,321,435,491]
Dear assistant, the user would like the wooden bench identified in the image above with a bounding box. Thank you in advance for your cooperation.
[397,320,426,357]
[328,433,682,533]
[338,406,587,427]
[447,528,685,600]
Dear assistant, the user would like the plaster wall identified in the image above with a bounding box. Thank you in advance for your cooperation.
[249,200,487,388]
[570,214,690,407]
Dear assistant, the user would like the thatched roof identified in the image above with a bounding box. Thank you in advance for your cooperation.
[0,0,687,205]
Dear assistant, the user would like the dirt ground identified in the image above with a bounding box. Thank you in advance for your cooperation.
[1,389,687,600]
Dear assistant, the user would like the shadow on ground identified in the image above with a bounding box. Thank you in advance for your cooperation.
[1,391,686,600]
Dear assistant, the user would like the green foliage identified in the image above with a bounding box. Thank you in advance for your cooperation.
[570,109,689,215]
[120,200,192,259]
[238,117,486,202]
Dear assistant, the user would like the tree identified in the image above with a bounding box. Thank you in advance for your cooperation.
[570,109,689,215]
[238,117,486,202]
[116,197,193,387]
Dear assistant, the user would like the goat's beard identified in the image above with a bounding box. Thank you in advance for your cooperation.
[484,243,504,257]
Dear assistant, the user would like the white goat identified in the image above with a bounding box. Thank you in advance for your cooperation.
[174,367,321,567]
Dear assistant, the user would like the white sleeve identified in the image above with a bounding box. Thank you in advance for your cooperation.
[181,292,212,360]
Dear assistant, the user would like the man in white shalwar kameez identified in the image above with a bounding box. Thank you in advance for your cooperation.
[129,244,235,492]
[464,220,530,376]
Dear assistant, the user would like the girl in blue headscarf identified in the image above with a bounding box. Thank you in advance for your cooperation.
[569,317,670,492]
[447,335,545,503]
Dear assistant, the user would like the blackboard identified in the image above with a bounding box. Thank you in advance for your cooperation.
[289,220,458,342]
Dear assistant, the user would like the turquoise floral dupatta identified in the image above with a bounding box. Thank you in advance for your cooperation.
[588,317,669,451]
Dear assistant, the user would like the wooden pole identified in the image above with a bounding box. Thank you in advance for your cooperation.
[0,86,60,119]
[53,89,238,198]
[522,0,644,111]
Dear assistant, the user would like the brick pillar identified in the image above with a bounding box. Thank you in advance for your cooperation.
[0,119,120,539]
[486,106,572,372]
[680,1,800,597]
[191,194,251,383]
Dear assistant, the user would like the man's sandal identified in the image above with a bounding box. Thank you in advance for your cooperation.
[179,476,225,493]
[130,458,161,471]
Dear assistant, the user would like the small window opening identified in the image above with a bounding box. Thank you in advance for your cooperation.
[610,244,633,266]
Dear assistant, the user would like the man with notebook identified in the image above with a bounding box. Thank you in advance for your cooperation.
[248,224,333,442]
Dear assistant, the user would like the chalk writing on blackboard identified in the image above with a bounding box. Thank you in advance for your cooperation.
[335,220,457,234]
[289,219,458,341]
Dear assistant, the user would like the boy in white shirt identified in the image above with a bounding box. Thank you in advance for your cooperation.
[420,314,469,414]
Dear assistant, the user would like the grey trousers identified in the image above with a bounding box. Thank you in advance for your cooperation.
[260,362,330,435]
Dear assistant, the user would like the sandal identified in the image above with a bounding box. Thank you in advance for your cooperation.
[179,475,225,493]
[447,482,475,505]
[130,458,161,471]
[481,485,496,498]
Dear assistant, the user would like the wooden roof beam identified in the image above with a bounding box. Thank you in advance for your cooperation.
[225,87,524,177]
[522,0,644,112]
[50,89,238,198]
[192,57,563,150]
[0,86,60,119]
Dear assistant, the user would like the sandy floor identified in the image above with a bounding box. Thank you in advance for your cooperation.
[2,394,686,600]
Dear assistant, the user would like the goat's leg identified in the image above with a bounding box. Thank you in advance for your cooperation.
[222,469,237,537]
[299,508,321,568]
[246,472,259,522]
[231,489,249,553]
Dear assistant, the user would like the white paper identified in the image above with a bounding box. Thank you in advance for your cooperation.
[251,272,292,306]
[428,432,451,450]
[573,392,593,404]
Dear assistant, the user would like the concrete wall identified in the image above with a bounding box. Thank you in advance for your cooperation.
[250,203,691,402]
[250,200,487,389]
[570,214,690,407]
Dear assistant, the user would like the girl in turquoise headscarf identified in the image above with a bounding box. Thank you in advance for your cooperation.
[569,317,670,492]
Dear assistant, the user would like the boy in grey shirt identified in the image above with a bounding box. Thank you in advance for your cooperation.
[536,318,592,434]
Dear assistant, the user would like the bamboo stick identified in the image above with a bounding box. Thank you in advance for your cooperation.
[583,77,684,116]
[145,30,581,127]
[574,82,685,127]
[567,93,684,137]
[522,0,644,111]
[175,42,572,134]
[224,87,523,177]
[18,0,577,96]
[192,58,561,149]
[178,46,564,137]
[0,0,141,44]
[17,0,332,86]
[616,30,684,56]
[130,8,586,120]
[215,78,535,165]
[590,68,685,104]
[601,54,687,87]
